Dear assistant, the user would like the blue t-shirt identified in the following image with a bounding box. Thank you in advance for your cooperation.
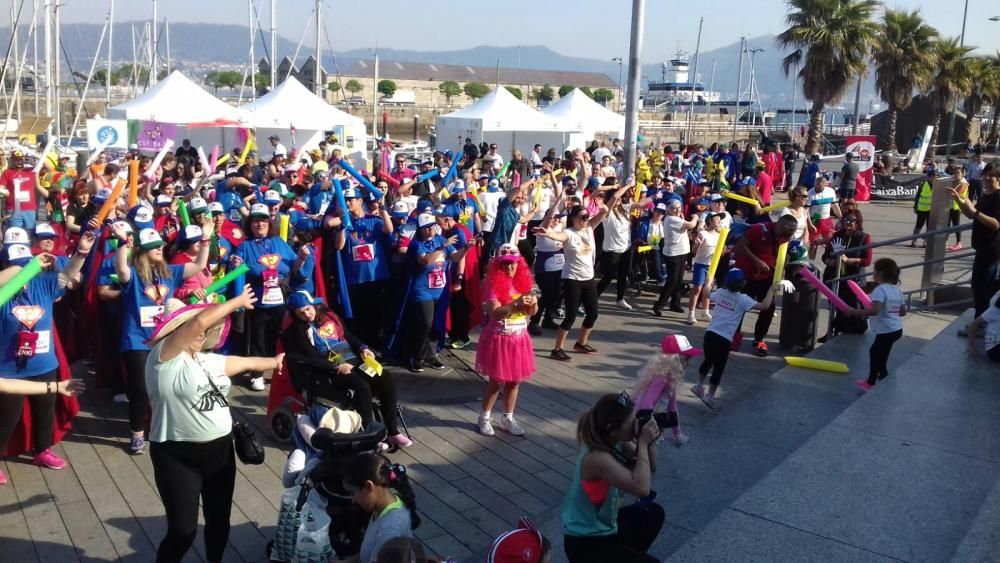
[405,234,456,302]
[120,263,186,351]
[290,243,316,294]
[235,235,297,308]
[0,271,65,378]
[442,196,480,234]
[342,215,390,285]
[307,183,334,216]
[218,185,246,223]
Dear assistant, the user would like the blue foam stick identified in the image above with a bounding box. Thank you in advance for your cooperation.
[416,169,441,183]
[337,158,384,200]
[441,155,462,186]
[808,198,835,206]
[334,178,353,231]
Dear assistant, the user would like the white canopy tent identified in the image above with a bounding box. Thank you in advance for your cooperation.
[107,71,241,153]
[435,87,576,155]
[237,77,368,165]
[542,88,625,150]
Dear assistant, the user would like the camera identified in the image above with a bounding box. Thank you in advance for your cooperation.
[635,409,678,430]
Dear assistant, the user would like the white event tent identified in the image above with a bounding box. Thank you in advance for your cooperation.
[107,70,241,152]
[237,77,368,165]
[542,88,626,150]
[435,87,576,155]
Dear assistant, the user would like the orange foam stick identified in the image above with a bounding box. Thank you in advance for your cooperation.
[127,160,140,208]
[94,178,127,226]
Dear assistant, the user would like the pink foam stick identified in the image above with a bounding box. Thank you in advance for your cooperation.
[847,280,873,308]
[209,145,220,172]
[797,267,853,314]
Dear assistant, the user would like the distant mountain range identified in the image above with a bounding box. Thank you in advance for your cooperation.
[0,22,880,109]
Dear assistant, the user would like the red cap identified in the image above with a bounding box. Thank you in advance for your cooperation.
[488,517,544,563]
[661,334,702,357]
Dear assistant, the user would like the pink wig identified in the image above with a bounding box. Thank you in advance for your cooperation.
[484,255,534,304]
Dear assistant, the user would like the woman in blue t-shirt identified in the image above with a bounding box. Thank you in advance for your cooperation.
[401,213,466,373]
[231,203,309,391]
[112,223,210,455]
[0,234,92,483]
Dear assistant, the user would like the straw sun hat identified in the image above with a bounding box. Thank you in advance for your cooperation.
[146,299,231,351]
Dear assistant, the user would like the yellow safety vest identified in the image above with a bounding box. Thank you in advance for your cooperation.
[917,181,933,213]
[951,180,968,211]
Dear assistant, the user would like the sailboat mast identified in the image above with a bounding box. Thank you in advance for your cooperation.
[53,0,59,139]
[248,0,254,100]
[43,0,50,121]
[106,0,113,107]
[165,17,169,74]
[149,0,156,85]
[313,0,321,95]
[270,0,276,89]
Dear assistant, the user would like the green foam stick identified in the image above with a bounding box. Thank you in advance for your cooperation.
[498,161,510,178]
[0,257,43,308]
[177,199,191,227]
[189,263,249,304]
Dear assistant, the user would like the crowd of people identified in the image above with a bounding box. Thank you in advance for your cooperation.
[0,130,997,563]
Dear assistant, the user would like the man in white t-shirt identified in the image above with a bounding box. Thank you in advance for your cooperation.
[653,200,699,316]
[592,142,612,165]
[479,178,505,235]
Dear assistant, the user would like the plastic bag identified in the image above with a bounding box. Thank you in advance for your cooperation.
[294,501,334,563]
[271,486,303,562]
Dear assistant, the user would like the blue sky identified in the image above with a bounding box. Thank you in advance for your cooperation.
[53,0,1000,61]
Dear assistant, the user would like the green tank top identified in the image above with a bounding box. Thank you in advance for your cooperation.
[561,448,621,537]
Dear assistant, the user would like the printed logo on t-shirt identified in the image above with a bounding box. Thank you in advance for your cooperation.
[11,305,44,329]
[258,253,281,270]
[231,228,243,240]
[144,284,170,304]
[193,382,229,412]
[318,321,338,339]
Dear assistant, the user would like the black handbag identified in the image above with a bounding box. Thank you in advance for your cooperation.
[198,356,266,465]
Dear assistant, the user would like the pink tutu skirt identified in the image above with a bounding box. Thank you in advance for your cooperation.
[475,320,536,382]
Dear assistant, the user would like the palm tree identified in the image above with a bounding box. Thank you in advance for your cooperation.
[777,0,880,155]
[961,57,999,148]
[924,37,975,152]
[983,54,1000,146]
[872,9,938,153]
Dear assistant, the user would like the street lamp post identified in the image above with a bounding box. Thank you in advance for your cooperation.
[612,57,623,112]
[945,0,969,157]
[414,114,419,141]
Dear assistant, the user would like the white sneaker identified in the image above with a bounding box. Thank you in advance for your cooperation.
[249,377,266,391]
[499,415,525,436]
[700,310,713,322]
[112,393,129,404]
[616,299,633,310]
[686,312,696,325]
[478,414,495,436]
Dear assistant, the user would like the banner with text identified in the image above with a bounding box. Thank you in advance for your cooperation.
[846,135,877,202]
[136,120,178,151]
[86,118,128,150]
[870,174,922,201]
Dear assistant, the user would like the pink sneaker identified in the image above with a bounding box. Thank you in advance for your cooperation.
[854,380,874,392]
[0,468,7,485]
[388,433,413,448]
[33,449,67,470]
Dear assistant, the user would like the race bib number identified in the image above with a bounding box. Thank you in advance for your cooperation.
[428,266,446,289]
[16,330,38,358]
[140,305,164,328]
[229,209,242,223]
[34,330,50,355]
[319,202,330,216]
[501,314,528,335]
[352,243,375,263]
[544,253,565,272]
[261,268,283,305]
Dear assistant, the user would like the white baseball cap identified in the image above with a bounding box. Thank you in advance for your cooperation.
[249,203,271,218]
[391,201,410,217]
[6,244,31,263]
[95,187,113,201]
[112,220,133,234]
[3,227,29,245]
[138,228,164,250]
[181,224,203,243]
[263,190,282,205]
[155,194,173,206]
[417,213,436,228]
[188,197,208,214]
[208,201,225,215]
[34,223,57,239]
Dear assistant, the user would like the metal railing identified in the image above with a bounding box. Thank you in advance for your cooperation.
[825,223,975,338]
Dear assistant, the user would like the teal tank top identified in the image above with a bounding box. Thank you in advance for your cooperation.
[561,448,621,537]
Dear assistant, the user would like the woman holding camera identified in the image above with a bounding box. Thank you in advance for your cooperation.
[561,393,665,563]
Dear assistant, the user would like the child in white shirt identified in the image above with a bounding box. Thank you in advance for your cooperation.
[847,258,907,391]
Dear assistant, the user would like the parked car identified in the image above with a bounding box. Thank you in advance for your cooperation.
[346,96,367,106]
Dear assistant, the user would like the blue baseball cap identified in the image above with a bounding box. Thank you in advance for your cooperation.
[288,290,322,310]
[725,268,746,286]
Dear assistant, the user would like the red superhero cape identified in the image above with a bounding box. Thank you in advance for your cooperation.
[312,236,328,301]
[266,313,300,418]
[446,223,483,331]
[4,329,80,457]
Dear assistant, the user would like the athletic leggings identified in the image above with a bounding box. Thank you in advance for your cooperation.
[596,249,633,301]
[123,350,150,433]
[738,279,776,342]
[563,502,664,563]
[867,329,903,386]
[560,278,599,331]
[949,209,962,244]
[150,434,236,563]
[347,280,387,347]
[531,263,563,325]
[699,331,732,387]
[655,254,687,309]
[406,298,436,363]
[449,289,471,342]
[247,306,285,376]
[316,369,402,435]
[0,369,57,453]
[912,210,930,236]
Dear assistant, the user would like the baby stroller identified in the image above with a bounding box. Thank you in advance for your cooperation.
[268,420,392,561]
[268,354,408,447]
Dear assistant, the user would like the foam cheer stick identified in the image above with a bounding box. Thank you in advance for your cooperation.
[847,280,873,308]
[807,198,835,207]
[215,153,231,168]
[279,214,290,242]
[338,158,384,200]
[706,227,730,284]
[759,200,791,214]
[93,178,127,229]
[441,155,461,186]
[0,256,43,308]
[85,137,113,166]
[334,178,353,231]
[208,145,220,172]
[33,138,56,174]
[416,169,440,182]
[785,356,849,374]
[723,191,759,206]
[238,132,255,165]
[197,146,211,175]
[177,199,191,227]
[497,161,510,178]
[189,263,249,304]
[377,170,400,189]
[144,139,176,181]
[127,159,140,208]
[797,266,853,313]
[772,242,789,285]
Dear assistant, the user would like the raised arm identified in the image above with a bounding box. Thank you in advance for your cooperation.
[182,218,212,279]
[111,223,133,284]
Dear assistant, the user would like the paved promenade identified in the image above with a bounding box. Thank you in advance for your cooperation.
[1,201,994,562]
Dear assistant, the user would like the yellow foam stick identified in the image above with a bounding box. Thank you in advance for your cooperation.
[772,242,789,285]
[279,214,290,241]
[637,245,652,253]
[759,200,791,214]
[785,356,849,374]
[706,227,730,284]
[468,189,487,217]
[238,131,255,165]
[634,182,644,203]
[215,153,231,168]
[724,191,760,206]
[552,169,563,179]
